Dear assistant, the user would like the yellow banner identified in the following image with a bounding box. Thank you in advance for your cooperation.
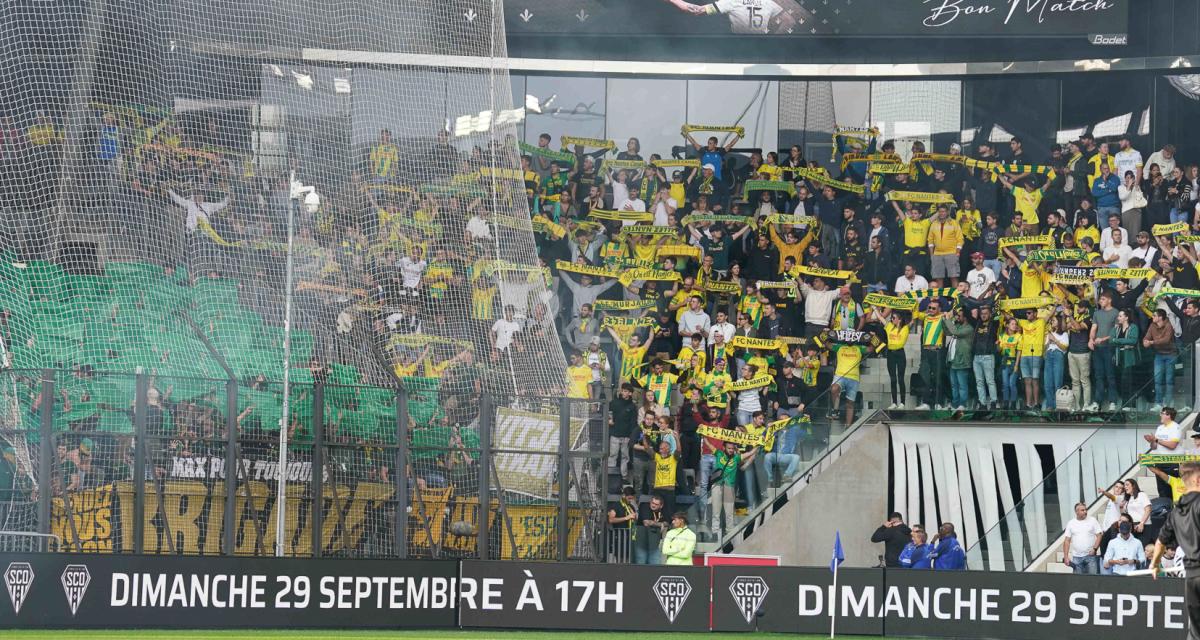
[765,214,817,227]
[795,265,855,281]
[791,167,865,195]
[910,152,969,166]
[1094,268,1155,280]
[728,375,774,392]
[52,485,116,552]
[730,335,789,355]
[531,215,567,239]
[602,316,656,329]
[1154,222,1189,236]
[657,244,702,259]
[767,413,812,436]
[704,281,742,294]
[697,425,762,447]
[885,191,955,204]
[682,214,754,226]
[901,287,960,300]
[589,208,654,223]
[555,260,619,279]
[997,296,1056,312]
[593,299,657,311]
[1155,287,1200,300]
[501,504,587,560]
[601,159,647,173]
[653,159,701,168]
[561,136,615,150]
[999,233,1053,249]
[863,293,918,311]
[682,124,745,137]
[619,268,683,287]
[625,225,679,236]
[757,280,800,297]
[867,162,910,174]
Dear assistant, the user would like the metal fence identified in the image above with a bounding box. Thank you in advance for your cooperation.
[0,368,607,561]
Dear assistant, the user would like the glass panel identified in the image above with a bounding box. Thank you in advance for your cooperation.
[870,80,962,159]
[605,78,687,160]
[685,79,778,152]
[523,75,607,147]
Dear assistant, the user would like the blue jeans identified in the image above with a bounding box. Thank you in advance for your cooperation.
[1001,363,1019,404]
[1092,345,1116,406]
[949,368,970,408]
[1042,350,1065,409]
[1070,555,1100,575]
[973,355,998,405]
[742,460,760,510]
[776,408,804,454]
[765,451,800,483]
[1154,353,1177,405]
[1097,205,1121,219]
[698,454,714,526]
[1171,207,1188,224]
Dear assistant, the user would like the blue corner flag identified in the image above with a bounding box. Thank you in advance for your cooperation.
[831,530,845,573]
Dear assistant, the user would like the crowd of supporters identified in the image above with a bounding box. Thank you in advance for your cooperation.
[6,106,1200,555]
[529,128,1200,550]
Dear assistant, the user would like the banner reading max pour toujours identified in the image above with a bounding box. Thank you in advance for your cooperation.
[458,561,710,632]
[0,553,458,629]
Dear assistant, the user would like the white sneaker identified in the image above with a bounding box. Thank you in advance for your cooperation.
[936,404,949,411]
[886,403,898,410]
[1084,403,1099,412]
[896,402,906,410]
[1152,404,1163,413]
[1107,402,1117,411]
[955,405,966,412]
[915,403,931,411]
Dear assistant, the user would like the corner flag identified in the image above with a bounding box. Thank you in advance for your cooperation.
[831,530,845,573]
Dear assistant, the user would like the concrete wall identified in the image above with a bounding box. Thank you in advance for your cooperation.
[737,422,889,568]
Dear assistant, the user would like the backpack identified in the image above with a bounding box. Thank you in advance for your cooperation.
[1055,386,1075,411]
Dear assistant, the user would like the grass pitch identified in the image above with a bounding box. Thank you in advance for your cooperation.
[4,632,886,639]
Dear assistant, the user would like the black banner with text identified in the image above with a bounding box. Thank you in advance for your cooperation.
[0,553,457,629]
[0,554,1187,637]
[458,560,711,632]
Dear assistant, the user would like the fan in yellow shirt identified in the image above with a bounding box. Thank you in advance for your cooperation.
[567,352,594,400]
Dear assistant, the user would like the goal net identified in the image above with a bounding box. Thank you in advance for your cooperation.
[0,0,569,550]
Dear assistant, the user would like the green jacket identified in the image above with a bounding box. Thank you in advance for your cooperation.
[661,526,697,565]
[944,317,975,370]
[1110,323,1141,368]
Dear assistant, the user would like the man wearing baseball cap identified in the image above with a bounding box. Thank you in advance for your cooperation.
[965,251,997,301]
[688,162,730,212]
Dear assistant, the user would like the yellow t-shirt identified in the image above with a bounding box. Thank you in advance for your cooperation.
[617,343,649,381]
[703,371,732,407]
[638,372,679,407]
[654,452,678,489]
[1018,318,1048,357]
[677,346,707,372]
[370,143,400,178]
[1019,263,1048,298]
[743,421,775,452]
[1074,225,1100,248]
[1012,187,1044,225]
[902,217,932,250]
[998,333,1022,361]
[832,345,865,382]
[1168,475,1186,502]
[567,364,593,399]
[957,209,981,240]
[471,286,498,320]
[797,358,819,387]
[670,183,687,209]
[885,323,910,351]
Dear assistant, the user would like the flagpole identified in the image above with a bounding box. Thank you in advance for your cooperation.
[829,559,838,640]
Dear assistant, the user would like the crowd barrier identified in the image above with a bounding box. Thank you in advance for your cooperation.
[0,553,1186,638]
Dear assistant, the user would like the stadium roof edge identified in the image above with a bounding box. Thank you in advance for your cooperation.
[301,49,1200,78]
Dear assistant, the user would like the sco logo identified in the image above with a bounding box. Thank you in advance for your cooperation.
[729,575,769,623]
[653,576,692,623]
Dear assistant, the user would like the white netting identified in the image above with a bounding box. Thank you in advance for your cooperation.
[0,0,567,543]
